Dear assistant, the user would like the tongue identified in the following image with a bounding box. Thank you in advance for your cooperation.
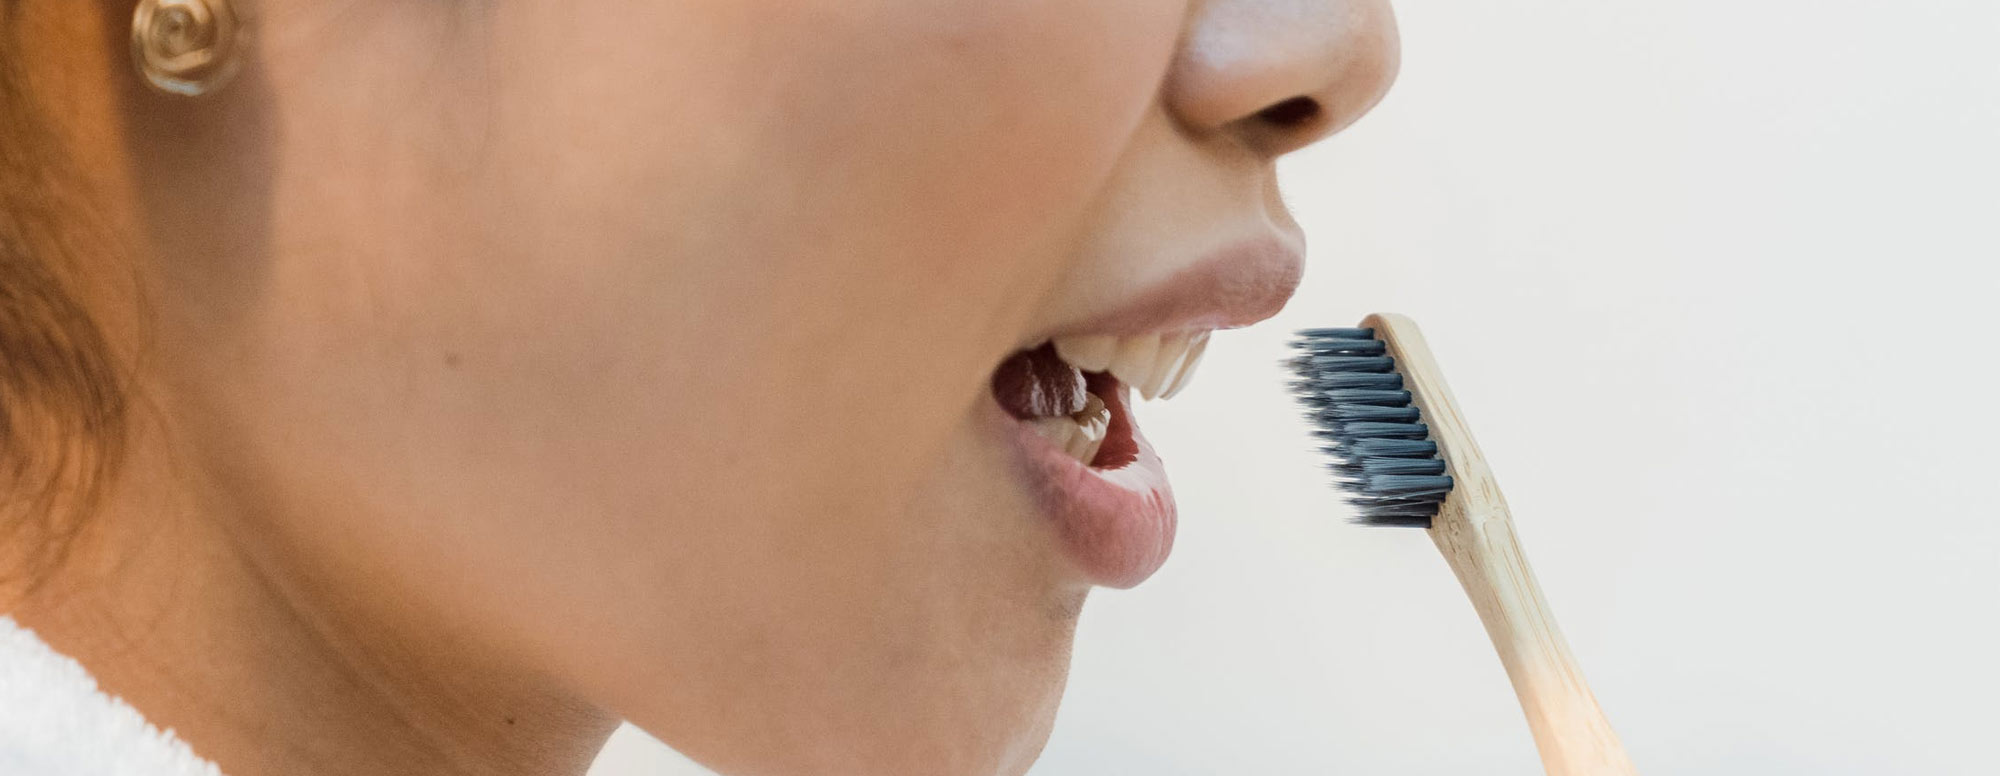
[992,343,1088,419]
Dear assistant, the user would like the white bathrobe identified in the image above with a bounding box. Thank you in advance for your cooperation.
[0,616,225,776]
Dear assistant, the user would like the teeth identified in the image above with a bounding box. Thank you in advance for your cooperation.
[1072,393,1109,463]
[1106,334,1161,394]
[1026,392,1112,465]
[1139,331,1192,398]
[1160,331,1209,399]
[1050,330,1212,401]
[1051,334,1118,372]
[1027,416,1078,454]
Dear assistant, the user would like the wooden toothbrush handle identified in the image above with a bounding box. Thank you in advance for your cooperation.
[1430,504,1637,775]
[1364,312,1633,773]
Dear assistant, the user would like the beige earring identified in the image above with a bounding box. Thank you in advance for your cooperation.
[130,0,244,96]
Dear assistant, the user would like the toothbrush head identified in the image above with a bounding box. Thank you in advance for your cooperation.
[1287,325,1454,527]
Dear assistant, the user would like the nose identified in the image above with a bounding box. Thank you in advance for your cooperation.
[1165,0,1400,159]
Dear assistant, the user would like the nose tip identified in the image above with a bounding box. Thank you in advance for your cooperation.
[1165,0,1400,158]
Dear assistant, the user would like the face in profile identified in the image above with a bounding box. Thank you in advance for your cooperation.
[49,0,1399,773]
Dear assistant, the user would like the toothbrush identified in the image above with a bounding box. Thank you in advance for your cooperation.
[1288,313,1638,776]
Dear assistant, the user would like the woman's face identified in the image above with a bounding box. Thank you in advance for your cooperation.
[143,0,1395,772]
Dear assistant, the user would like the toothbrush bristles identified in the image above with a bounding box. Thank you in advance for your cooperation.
[1287,327,1454,527]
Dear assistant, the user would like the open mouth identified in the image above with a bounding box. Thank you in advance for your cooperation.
[989,332,1211,469]
[987,331,1211,587]
[979,233,1302,587]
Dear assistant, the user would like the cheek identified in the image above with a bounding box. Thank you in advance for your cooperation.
[466,0,1189,509]
[250,1,1191,596]
[239,3,1185,768]
[472,0,1178,759]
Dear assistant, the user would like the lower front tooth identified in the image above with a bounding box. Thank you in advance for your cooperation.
[1065,430,1096,460]
[1069,394,1109,464]
[1072,427,1105,464]
[1028,416,1079,451]
[1029,393,1112,464]
[1074,394,1109,441]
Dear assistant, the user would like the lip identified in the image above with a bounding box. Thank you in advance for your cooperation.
[1047,233,1305,339]
[995,234,1304,588]
[993,380,1174,589]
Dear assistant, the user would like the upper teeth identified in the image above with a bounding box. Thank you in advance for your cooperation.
[1051,330,1211,400]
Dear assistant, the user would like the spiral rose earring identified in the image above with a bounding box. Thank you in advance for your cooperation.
[130,0,245,96]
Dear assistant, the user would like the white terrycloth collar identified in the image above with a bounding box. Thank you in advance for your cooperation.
[0,615,225,776]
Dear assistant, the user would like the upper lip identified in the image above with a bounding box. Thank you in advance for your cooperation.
[1043,232,1306,341]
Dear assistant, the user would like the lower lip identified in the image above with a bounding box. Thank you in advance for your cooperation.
[994,386,1177,589]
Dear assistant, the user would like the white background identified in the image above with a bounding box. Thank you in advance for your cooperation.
[591,1,2000,773]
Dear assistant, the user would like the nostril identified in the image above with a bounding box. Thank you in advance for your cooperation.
[1255,96,1322,129]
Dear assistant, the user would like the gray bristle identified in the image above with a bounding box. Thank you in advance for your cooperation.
[1287,327,1454,527]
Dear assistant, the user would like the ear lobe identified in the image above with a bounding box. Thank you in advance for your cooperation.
[132,0,247,96]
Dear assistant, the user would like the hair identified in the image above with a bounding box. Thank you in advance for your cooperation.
[1,25,131,587]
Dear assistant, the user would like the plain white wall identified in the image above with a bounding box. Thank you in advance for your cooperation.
[591,1,2000,773]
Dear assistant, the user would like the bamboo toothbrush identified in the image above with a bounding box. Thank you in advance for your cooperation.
[1288,313,1637,776]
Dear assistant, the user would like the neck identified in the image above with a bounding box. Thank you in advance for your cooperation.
[5,413,618,776]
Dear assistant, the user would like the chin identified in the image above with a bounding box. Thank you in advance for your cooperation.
[658,637,1075,776]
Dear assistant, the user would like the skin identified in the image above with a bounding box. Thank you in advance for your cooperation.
[3,1,1396,774]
